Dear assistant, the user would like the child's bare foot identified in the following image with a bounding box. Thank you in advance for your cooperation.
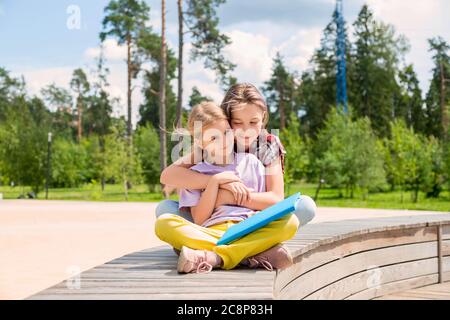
[177,246,223,274]
[241,244,293,271]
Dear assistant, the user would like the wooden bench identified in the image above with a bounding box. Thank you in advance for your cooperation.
[29,214,450,300]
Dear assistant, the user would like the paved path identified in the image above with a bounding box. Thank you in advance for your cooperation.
[0,199,448,299]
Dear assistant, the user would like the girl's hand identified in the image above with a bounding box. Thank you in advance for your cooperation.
[221,181,254,206]
[212,171,241,185]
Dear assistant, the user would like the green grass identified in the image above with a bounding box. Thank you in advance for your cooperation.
[1,182,449,212]
[288,182,450,212]
[0,183,174,202]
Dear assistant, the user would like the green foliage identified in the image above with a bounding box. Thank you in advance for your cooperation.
[315,108,386,198]
[185,0,236,88]
[103,122,143,188]
[100,0,151,47]
[383,120,445,202]
[351,5,409,136]
[51,138,90,188]
[0,96,51,194]
[425,37,450,139]
[188,86,213,108]
[397,65,426,134]
[138,43,178,129]
[134,123,161,190]
[262,53,300,130]
[298,8,352,138]
[280,114,309,193]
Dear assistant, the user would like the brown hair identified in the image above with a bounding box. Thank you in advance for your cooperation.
[187,101,228,138]
[220,83,269,126]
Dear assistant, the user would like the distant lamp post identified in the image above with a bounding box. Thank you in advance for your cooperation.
[45,132,52,200]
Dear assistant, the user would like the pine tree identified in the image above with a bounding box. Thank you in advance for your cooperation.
[100,0,152,145]
[297,7,352,138]
[397,65,426,134]
[70,68,90,142]
[262,52,299,130]
[188,86,212,108]
[426,37,450,140]
[351,4,409,136]
[185,0,236,90]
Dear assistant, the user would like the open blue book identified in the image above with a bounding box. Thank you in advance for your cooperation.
[216,192,301,246]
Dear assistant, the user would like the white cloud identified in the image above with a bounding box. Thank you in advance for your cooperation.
[12,66,74,99]
[224,30,274,85]
[276,28,322,73]
[12,61,144,128]
[84,39,127,61]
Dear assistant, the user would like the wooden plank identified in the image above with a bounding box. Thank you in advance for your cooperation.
[29,292,274,300]
[275,226,437,294]
[404,290,450,299]
[277,241,437,299]
[438,225,443,283]
[411,281,450,293]
[36,285,274,295]
[443,239,450,256]
[350,274,439,300]
[443,225,450,240]
[30,214,450,300]
[304,258,438,300]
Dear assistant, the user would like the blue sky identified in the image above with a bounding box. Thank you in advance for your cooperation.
[0,0,449,124]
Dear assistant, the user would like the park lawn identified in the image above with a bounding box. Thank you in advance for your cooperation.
[0,182,448,212]
[288,183,450,212]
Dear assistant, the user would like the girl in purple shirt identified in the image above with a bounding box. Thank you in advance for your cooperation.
[154,102,300,273]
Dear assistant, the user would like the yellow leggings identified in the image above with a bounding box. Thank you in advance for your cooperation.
[154,213,300,270]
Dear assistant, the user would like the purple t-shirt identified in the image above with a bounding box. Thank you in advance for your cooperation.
[179,153,266,227]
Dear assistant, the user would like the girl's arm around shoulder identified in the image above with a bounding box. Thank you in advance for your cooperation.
[160,151,211,190]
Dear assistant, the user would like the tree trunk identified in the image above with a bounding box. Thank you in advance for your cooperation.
[176,0,183,128]
[126,33,132,146]
[440,61,448,140]
[313,175,323,202]
[100,136,106,192]
[278,80,285,130]
[77,95,82,142]
[159,0,168,195]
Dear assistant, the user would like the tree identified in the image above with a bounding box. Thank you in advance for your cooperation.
[424,136,446,198]
[102,119,143,199]
[41,84,75,139]
[70,68,90,142]
[426,37,450,140]
[297,7,352,138]
[351,4,409,136]
[280,113,309,193]
[176,0,235,127]
[397,65,426,134]
[0,68,26,120]
[0,96,51,194]
[100,0,152,144]
[134,124,161,190]
[159,0,168,180]
[188,86,212,108]
[186,0,236,88]
[314,108,385,199]
[51,138,90,187]
[262,53,299,130]
[137,22,178,129]
[384,120,437,203]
